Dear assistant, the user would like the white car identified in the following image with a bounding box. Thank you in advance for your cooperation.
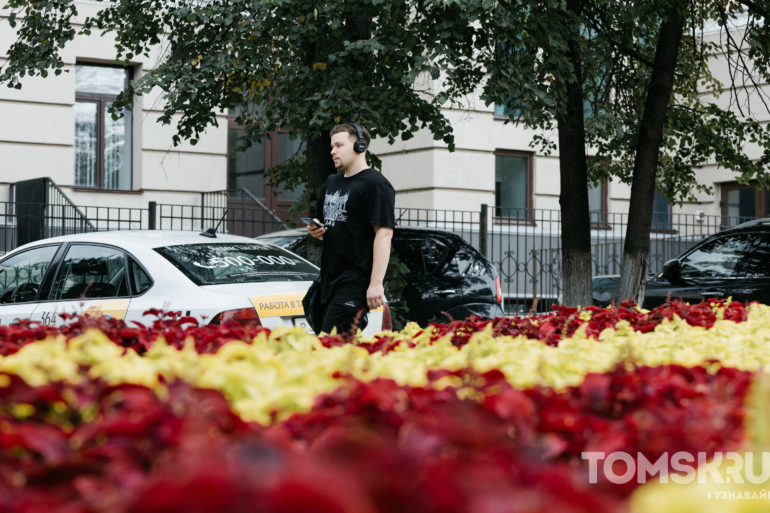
[0,231,387,335]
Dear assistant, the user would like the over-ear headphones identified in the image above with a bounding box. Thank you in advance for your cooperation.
[351,123,367,153]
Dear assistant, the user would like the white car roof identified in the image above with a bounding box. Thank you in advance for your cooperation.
[11,231,269,255]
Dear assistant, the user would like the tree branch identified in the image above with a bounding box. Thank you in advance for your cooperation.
[584,8,654,68]
[734,0,770,20]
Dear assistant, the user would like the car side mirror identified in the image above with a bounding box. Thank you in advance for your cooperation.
[662,259,681,283]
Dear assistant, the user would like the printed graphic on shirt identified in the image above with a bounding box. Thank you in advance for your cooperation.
[323,190,349,227]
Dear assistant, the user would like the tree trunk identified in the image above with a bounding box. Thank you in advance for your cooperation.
[618,8,686,305]
[305,132,336,266]
[556,0,592,308]
[304,14,372,266]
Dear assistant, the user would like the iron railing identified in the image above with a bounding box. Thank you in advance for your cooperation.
[395,208,482,247]
[0,199,95,253]
[148,201,292,236]
[395,205,756,314]
[201,188,292,237]
[78,205,148,232]
[3,178,756,317]
[43,180,96,237]
[9,178,96,248]
[0,179,295,252]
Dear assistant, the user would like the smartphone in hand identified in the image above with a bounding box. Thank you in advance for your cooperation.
[301,218,325,229]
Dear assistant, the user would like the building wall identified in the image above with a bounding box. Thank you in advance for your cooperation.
[0,1,229,211]
[371,100,758,218]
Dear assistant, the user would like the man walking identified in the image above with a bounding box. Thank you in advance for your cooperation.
[307,123,395,334]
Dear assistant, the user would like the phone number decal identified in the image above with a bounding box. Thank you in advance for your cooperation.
[193,255,296,269]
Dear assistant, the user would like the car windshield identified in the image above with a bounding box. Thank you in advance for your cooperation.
[155,243,318,285]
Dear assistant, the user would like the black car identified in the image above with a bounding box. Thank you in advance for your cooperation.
[256,227,504,326]
[593,218,770,309]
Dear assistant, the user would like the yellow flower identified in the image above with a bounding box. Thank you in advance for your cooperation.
[334,116,340,123]
[313,62,327,71]
[3,302,770,426]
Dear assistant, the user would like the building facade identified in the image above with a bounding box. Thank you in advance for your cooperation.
[1,3,225,210]
[0,2,305,220]
[1,5,765,228]
[373,100,768,229]
[372,20,768,230]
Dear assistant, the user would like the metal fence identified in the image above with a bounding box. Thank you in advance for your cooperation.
[396,205,755,314]
[395,208,481,246]
[3,179,98,251]
[201,188,294,236]
[42,180,96,238]
[1,177,757,316]
[0,179,300,253]
[78,205,148,232]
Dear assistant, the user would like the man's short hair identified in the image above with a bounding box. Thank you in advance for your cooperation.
[330,123,370,151]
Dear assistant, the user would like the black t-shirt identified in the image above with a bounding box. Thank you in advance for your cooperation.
[315,168,396,304]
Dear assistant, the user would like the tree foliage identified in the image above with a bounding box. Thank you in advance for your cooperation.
[451,0,770,304]
[1,0,486,321]
[7,0,770,308]
[462,0,770,206]
[2,0,482,209]
[585,1,770,205]
[446,0,608,307]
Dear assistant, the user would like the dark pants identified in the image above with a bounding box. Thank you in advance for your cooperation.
[321,296,368,334]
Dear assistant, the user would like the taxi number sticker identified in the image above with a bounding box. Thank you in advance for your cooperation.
[82,299,130,320]
[250,293,383,318]
[250,292,307,317]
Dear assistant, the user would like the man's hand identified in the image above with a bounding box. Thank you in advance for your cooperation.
[307,218,326,240]
[368,226,393,312]
[367,281,386,311]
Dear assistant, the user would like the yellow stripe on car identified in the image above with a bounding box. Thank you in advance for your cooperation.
[83,299,130,320]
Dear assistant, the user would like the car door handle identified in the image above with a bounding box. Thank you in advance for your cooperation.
[700,291,723,296]
[436,290,456,295]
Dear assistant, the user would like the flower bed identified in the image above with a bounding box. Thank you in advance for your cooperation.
[0,299,750,357]
[0,300,766,512]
